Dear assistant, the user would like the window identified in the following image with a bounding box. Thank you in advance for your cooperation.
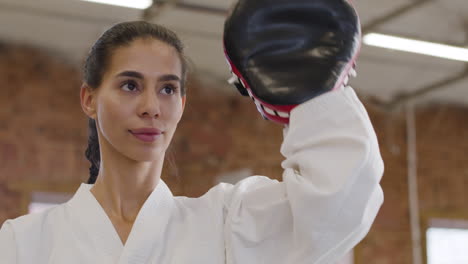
[28,191,73,214]
[427,218,468,264]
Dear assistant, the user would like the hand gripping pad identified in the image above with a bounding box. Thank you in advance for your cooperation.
[223,0,361,124]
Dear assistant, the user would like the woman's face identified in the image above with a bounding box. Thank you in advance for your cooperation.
[85,38,185,162]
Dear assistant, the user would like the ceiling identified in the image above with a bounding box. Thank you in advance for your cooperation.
[1,0,467,108]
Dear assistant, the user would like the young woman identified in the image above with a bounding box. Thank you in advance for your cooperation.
[0,13,383,264]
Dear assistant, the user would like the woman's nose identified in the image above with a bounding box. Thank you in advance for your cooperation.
[138,90,160,118]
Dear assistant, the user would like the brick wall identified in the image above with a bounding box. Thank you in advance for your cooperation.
[357,104,468,264]
[1,43,467,263]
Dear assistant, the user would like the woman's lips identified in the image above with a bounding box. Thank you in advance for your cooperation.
[129,128,162,143]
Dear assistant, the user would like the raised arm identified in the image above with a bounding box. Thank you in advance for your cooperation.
[222,0,384,263]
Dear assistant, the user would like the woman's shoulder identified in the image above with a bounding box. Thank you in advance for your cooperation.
[2,203,68,239]
[0,203,71,262]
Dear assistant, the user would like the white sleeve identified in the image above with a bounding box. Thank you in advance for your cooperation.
[223,87,384,264]
[0,220,18,263]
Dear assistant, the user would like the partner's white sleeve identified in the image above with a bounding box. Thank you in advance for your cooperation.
[223,87,384,264]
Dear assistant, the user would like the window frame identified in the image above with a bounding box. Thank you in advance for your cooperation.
[422,211,468,264]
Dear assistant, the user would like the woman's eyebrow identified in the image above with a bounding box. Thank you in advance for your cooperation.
[158,74,181,83]
[116,70,144,79]
[115,71,180,83]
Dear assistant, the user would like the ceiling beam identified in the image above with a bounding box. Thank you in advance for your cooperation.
[362,0,433,34]
[376,65,468,110]
[143,0,228,20]
[165,0,436,32]
[176,2,228,15]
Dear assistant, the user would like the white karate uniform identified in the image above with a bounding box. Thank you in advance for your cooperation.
[0,87,384,264]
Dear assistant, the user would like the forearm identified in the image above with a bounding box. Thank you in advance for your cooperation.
[280,87,384,262]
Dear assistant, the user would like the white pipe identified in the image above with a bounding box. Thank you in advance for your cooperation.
[363,33,468,62]
[406,102,423,264]
[80,0,152,9]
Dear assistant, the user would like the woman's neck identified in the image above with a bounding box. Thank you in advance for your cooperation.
[90,148,165,223]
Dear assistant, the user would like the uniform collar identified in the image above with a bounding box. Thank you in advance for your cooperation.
[67,179,175,263]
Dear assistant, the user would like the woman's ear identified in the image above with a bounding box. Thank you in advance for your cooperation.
[80,83,97,119]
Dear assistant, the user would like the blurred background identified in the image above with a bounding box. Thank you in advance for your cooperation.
[0,0,467,263]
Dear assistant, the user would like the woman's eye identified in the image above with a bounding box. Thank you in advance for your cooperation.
[160,84,177,95]
[121,81,138,92]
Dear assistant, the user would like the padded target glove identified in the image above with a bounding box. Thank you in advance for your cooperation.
[224,0,361,124]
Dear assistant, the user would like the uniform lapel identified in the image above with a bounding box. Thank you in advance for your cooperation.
[67,183,124,261]
[118,179,175,264]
